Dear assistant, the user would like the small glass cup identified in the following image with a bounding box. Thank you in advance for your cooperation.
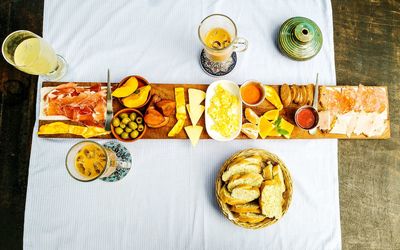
[66,141,117,182]
[2,30,67,81]
[198,14,248,62]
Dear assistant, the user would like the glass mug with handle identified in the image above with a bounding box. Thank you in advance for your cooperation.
[66,141,118,182]
[198,14,248,62]
[2,30,67,81]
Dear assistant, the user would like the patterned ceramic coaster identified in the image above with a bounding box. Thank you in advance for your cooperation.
[100,141,132,182]
[199,49,237,77]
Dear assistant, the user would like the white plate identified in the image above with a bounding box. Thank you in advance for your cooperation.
[205,80,242,141]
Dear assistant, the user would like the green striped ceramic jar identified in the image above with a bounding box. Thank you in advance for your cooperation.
[278,17,323,61]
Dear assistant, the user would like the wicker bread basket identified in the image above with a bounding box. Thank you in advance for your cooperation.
[215,148,293,229]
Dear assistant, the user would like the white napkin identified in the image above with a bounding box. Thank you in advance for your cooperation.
[24,0,340,249]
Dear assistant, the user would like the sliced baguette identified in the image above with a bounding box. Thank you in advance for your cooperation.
[227,172,263,192]
[231,201,261,214]
[272,164,286,192]
[231,184,260,202]
[262,162,273,180]
[219,185,249,205]
[259,180,283,219]
[222,162,261,182]
[235,212,266,223]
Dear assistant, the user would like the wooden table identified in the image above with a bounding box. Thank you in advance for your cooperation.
[0,1,399,249]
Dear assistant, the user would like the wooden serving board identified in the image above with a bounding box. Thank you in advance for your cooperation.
[39,82,391,140]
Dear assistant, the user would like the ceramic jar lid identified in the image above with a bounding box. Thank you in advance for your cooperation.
[278,17,323,61]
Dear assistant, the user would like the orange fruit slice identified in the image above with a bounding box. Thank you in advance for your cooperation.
[258,115,275,139]
[245,108,260,125]
[264,86,283,110]
[241,123,259,139]
[262,109,279,122]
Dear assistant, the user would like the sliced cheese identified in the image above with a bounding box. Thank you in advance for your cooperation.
[184,125,203,146]
[175,87,186,120]
[188,88,205,105]
[168,119,185,137]
[186,104,204,126]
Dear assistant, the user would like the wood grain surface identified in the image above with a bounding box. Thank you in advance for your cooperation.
[39,81,391,140]
[333,1,400,249]
[0,1,399,250]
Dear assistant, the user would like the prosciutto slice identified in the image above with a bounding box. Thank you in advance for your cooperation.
[43,83,106,128]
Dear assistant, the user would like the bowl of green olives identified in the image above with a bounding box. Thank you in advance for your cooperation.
[111,108,146,142]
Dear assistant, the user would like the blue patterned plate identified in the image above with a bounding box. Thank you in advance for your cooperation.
[100,141,132,182]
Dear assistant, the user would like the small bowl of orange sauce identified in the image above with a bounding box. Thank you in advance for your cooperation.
[294,105,319,130]
[239,80,266,106]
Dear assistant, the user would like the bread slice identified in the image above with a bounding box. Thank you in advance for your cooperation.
[262,162,273,180]
[235,212,266,223]
[231,184,260,202]
[222,159,262,182]
[227,172,263,192]
[219,185,249,205]
[272,164,286,192]
[259,180,283,219]
[231,201,261,214]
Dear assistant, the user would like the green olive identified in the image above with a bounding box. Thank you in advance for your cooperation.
[130,130,139,139]
[119,123,126,129]
[119,113,128,119]
[120,132,129,140]
[128,121,138,130]
[136,117,143,124]
[129,112,137,121]
[125,127,132,133]
[121,117,131,124]
[137,124,144,132]
[114,127,123,135]
[112,118,120,127]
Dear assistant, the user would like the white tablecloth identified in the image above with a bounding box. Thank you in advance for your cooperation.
[24,0,341,249]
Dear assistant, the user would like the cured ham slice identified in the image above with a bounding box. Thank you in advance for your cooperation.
[319,85,387,114]
[330,111,354,135]
[354,85,387,113]
[317,110,332,131]
[319,85,388,137]
[43,83,106,128]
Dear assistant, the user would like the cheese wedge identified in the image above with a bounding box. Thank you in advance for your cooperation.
[186,104,204,126]
[184,125,203,146]
[188,88,205,105]
[168,119,185,137]
[175,88,186,120]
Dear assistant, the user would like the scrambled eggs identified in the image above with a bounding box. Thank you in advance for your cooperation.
[207,85,240,138]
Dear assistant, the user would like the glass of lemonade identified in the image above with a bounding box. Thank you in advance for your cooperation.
[198,14,248,62]
[2,30,67,81]
[66,141,118,182]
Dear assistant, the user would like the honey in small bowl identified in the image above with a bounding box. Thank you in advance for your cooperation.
[240,81,265,106]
